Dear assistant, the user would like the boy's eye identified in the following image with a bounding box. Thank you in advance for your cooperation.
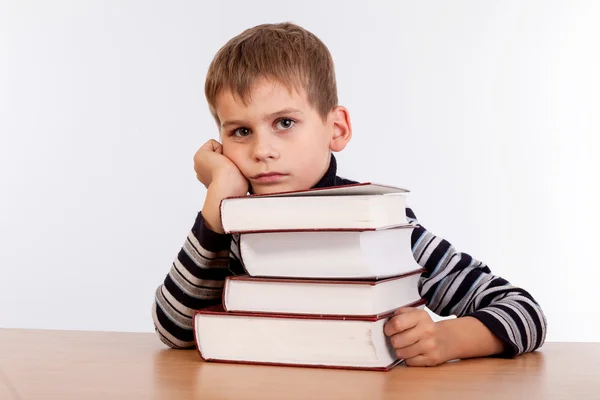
[232,127,251,137]
[275,118,295,130]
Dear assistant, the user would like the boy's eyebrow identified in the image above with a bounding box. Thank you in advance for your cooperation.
[221,108,303,128]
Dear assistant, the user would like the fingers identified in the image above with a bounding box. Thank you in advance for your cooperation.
[394,342,422,361]
[385,308,444,367]
[383,308,419,336]
[404,355,430,367]
[389,324,422,350]
[389,321,428,361]
[200,140,213,151]
[212,140,223,153]
[200,139,223,153]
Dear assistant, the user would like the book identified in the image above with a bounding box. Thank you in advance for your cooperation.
[239,226,420,279]
[219,182,410,233]
[247,182,409,197]
[223,270,423,316]
[193,300,426,371]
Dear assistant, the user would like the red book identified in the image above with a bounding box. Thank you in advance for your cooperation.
[193,300,426,371]
[223,269,424,316]
[219,182,411,234]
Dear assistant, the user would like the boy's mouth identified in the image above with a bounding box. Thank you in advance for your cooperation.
[251,172,288,184]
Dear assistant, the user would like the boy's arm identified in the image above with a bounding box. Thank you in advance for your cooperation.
[151,211,234,349]
[152,140,249,348]
[407,208,547,358]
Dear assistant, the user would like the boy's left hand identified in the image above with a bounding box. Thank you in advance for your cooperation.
[383,307,448,367]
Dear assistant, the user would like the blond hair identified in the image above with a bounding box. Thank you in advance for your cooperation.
[205,22,338,123]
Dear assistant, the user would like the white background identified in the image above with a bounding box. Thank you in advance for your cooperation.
[1,1,598,342]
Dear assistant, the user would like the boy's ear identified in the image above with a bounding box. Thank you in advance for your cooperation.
[329,106,352,152]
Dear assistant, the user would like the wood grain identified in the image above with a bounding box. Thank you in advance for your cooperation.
[0,328,598,400]
[0,367,18,400]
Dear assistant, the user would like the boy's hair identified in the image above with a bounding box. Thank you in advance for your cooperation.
[205,22,338,124]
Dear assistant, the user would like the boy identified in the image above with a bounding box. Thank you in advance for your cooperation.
[152,22,546,367]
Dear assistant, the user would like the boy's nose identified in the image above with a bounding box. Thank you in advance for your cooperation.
[252,133,279,162]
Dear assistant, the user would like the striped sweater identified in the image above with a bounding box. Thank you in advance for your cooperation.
[152,155,547,356]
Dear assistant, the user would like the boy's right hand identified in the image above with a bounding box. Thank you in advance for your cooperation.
[194,139,249,233]
[193,139,247,192]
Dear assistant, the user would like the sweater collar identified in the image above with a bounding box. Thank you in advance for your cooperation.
[312,152,338,189]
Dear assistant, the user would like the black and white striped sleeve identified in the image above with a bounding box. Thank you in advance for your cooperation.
[151,212,235,349]
[407,208,547,357]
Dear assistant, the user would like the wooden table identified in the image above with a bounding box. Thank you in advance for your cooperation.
[0,329,598,400]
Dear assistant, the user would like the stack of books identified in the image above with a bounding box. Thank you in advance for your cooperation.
[193,182,425,371]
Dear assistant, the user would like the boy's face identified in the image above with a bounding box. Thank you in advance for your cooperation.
[214,78,351,194]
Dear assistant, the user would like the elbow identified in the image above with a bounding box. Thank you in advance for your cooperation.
[515,298,548,355]
[152,301,176,349]
[154,327,193,350]
[154,327,178,349]
[152,298,196,350]
[533,304,549,352]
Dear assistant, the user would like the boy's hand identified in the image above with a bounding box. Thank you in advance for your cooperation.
[194,139,249,233]
[384,307,448,367]
[193,139,248,195]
